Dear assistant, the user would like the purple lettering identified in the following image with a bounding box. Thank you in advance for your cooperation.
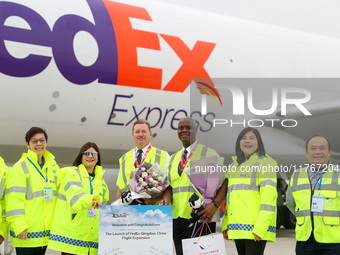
[171,110,187,130]
[107,94,130,126]
[51,0,118,85]
[0,2,51,77]
[145,107,162,128]
[126,106,147,126]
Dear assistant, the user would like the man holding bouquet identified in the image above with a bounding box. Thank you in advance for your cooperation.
[160,117,227,255]
[116,119,169,204]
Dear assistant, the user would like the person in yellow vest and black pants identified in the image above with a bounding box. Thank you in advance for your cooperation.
[222,127,277,255]
[6,127,60,255]
[49,142,109,255]
[286,134,340,255]
[160,117,227,255]
[0,156,9,244]
[116,119,169,204]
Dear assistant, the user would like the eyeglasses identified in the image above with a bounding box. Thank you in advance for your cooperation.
[30,138,46,144]
[83,151,98,157]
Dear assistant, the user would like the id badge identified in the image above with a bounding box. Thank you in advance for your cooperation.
[44,187,53,202]
[311,195,324,213]
[88,208,97,217]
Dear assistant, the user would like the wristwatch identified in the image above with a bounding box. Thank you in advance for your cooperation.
[213,200,220,208]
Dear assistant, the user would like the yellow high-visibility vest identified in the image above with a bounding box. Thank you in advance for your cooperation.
[48,164,109,255]
[0,156,9,239]
[116,146,168,192]
[222,153,277,242]
[6,149,60,247]
[288,164,340,242]
[168,143,217,219]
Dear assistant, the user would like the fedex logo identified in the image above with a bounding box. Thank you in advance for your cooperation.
[0,0,216,92]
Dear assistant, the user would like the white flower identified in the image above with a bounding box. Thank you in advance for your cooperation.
[149,177,154,183]
[142,182,147,186]
[139,177,143,182]
[142,172,148,178]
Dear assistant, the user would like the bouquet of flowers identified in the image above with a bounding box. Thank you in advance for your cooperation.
[184,155,225,222]
[129,162,169,197]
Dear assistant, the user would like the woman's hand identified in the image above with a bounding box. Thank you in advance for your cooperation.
[18,230,28,240]
[222,230,228,240]
[253,233,262,242]
[92,200,102,209]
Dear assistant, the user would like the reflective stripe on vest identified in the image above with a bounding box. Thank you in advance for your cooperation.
[0,171,6,199]
[50,234,98,248]
[227,158,266,198]
[21,161,58,200]
[121,153,128,191]
[168,154,177,184]
[172,186,196,194]
[228,224,276,233]
[10,230,50,239]
[155,149,161,165]
[70,192,86,207]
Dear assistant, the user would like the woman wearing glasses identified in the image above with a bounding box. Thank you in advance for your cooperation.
[49,142,109,255]
[6,127,60,255]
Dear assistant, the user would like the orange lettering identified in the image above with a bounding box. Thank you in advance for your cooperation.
[103,1,162,89]
[160,34,215,92]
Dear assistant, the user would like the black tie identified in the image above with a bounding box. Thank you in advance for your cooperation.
[137,149,143,165]
[178,149,188,176]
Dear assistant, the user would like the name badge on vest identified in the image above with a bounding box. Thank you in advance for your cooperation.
[88,208,97,217]
[44,187,53,202]
[311,195,324,213]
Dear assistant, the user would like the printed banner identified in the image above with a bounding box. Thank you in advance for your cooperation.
[98,205,173,255]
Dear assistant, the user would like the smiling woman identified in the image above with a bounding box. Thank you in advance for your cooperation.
[48,142,109,255]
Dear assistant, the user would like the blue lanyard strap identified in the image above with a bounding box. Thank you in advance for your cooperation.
[89,175,94,195]
[27,157,48,183]
[311,164,328,194]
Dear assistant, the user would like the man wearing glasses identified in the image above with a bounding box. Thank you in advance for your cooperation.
[116,119,169,204]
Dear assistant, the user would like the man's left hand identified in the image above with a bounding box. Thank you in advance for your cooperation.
[198,202,218,223]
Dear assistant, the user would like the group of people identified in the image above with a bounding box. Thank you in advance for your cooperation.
[0,127,109,255]
[0,117,338,255]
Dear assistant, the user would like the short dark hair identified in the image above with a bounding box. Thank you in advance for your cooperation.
[235,127,266,165]
[305,135,331,150]
[132,119,151,133]
[25,127,48,143]
[73,142,101,167]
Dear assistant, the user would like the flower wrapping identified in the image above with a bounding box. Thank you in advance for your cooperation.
[129,162,169,197]
[184,155,225,222]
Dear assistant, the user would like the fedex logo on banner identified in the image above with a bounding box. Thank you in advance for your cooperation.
[0,0,216,92]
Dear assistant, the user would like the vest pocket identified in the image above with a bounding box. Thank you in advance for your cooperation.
[322,216,340,226]
[296,216,305,226]
[322,191,338,208]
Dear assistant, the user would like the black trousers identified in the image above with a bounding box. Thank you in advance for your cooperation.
[235,239,267,255]
[173,217,216,255]
[296,234,340,255]
[16,246,47,255]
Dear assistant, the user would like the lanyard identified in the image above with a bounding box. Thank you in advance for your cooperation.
[311,165,328,195]
[179,142,199,172]
[89,175,94,195]
[134,145,151,168]
[27,157,48,183]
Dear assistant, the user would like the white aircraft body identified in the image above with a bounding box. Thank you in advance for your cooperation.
[1,0,340,205]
